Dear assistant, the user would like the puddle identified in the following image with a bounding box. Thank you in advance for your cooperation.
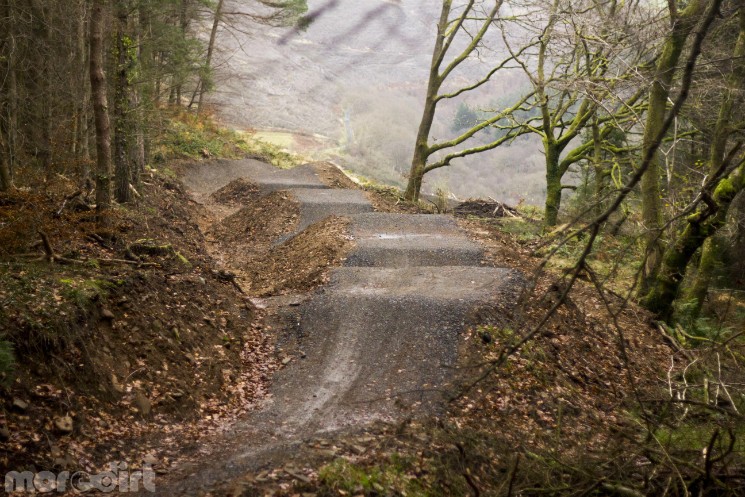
[372,234,437,240]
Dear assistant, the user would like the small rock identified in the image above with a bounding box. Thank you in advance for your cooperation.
[11,398,29,412]
[300,351,307,359]
[54,415,74,434]
[0,425,10,441]
[142,453,158,466]
[101,309,115,320]
[134,391,152,416]
[281,357,292,365]
[316,448,338,457]
[284,469,310,483]
[349,444,366,455]
[111,374,125,393]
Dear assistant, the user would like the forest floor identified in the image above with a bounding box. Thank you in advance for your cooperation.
[1,155,743,496]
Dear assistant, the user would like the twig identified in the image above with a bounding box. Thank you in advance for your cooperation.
[456,443,481,497]
[55,190,82,217]
[600,482,645,497]
[506,453,521,497]
[656,323,695,361]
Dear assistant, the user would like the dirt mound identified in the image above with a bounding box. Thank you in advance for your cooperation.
[0,174,276,476]
[245,216,353,296]
[308,161,359,189]
[209,191,299,248]
[208,178,260,205]
[454,198,520,218]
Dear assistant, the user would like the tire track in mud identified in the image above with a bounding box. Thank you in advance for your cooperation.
[155,160,522,495]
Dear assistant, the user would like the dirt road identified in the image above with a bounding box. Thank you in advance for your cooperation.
[157,160,522,495]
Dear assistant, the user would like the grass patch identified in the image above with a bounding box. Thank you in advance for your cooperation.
[152,110,302,169]
[0,265,115,355]
[319,456,429,497]
[59,278,116,310]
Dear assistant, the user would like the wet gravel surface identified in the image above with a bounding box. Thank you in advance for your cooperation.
[346,213,485,267]
[158,161,523,495]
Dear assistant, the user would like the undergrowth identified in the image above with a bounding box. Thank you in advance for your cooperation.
[152,109,302,169]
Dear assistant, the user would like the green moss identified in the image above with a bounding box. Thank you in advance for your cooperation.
[60,278,115,309]
[713,177,736,201]
[319,456,429,497]
[654,421,745,455]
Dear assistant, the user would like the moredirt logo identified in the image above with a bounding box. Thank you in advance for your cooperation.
[4,462,155,493]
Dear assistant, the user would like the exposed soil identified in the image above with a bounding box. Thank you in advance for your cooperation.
[0,174,277,479]
[208,178,260,206]
[307,161,359,190]
[202,182,355,296]
[244,215,354,296]
[209,190,300,249]
[2,158,695,497]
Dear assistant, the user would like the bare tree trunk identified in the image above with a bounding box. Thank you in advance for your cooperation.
[28,0,53,173]
[0,0,13,191]
[130,7,146,185]
[404,0,451,201]
[195,0,223,112]
[90,0,112,225]
[0,134,11,192]
[114,0,133,203]
[7,0,19,182]
[74,0,91,169]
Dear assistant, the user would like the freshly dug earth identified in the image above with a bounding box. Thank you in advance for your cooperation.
[208,190,300,250]
[204,187,354,297]
[208,177,260,206]
[0,174,276,478]
[307,161,359,190]
[244,216,354,296]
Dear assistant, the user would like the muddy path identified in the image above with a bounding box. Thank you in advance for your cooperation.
[153,159,522,495]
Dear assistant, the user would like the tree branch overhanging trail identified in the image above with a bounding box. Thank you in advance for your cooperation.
[404,0,504,202]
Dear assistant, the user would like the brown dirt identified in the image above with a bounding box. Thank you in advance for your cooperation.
[308,161,359,189]
[208,178,260,206]
[208,190,300,250]
[202,185,354,297]
[0,175,277,478]
[245,216,354,296]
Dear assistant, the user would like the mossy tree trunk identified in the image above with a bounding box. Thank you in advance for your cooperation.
[404,1,451,202]
[642,169,745,321]
[683,1,745,318]
[684,236,723,317]
[404,0,505,202]
[642,2,745,321]
[639,0,707,293]
[544,143,563,227]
